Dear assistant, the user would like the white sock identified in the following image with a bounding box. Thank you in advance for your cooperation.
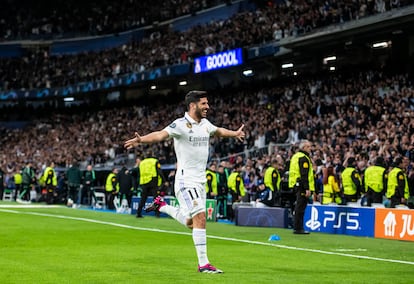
[159,205,187,226]
[193,228,209,266]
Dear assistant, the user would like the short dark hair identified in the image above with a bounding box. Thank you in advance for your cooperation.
[185,90,207,109]
[375,156,386,167]
[347,157,356,166]
[393,157,403,167]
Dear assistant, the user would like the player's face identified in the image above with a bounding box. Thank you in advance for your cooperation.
[194,97,209,119]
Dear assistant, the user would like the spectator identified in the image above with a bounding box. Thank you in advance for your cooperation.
[254,179,274,208]
[321,165,341,205]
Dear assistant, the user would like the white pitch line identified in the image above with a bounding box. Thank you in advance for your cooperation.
[0,204,63,208]
[333,248,367,252]
[1,208,414,266]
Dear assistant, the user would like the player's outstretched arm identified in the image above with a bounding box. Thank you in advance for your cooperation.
[124,130,169,149]
[216,124,245,142]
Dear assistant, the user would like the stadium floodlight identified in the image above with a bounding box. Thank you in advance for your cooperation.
[329,66,336,71]
[64,97,74,102]
[242,69,254,77]
[323,56,336,64]
[293,71,298,76]
[281,63,293,69]
[150,85,157,90]
[179,80,187,86]
[372,41,390,48]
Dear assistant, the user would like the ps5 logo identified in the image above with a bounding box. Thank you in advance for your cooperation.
[324,211,360,230]
[305,206,321,230]
[306,207,360,231]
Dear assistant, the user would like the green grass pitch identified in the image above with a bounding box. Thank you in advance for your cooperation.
[1,203,413,284]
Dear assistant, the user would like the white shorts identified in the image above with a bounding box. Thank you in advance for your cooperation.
[174,178,206,218]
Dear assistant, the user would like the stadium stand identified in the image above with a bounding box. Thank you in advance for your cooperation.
[1,0,412,93]
[0,0,226,40]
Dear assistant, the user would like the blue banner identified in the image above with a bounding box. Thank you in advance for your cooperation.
[0,44,23,58]
[304,205,375,237]
[0,63,190,100]
[235,206,288,228]
[193,48,243,74]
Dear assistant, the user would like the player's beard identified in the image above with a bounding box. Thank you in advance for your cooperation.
[195,105,207,120]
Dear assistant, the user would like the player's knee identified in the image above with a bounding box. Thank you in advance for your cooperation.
[192,212,206,228]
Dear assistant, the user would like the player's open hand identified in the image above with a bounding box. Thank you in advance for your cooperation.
[124,132,141,149]
[235,124,245,142]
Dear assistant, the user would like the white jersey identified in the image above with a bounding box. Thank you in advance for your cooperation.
[164,112,217,183]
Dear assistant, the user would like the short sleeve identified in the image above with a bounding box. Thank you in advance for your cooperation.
[164,119,182,138]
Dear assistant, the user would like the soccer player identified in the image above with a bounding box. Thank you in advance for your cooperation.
[124,90,245,273]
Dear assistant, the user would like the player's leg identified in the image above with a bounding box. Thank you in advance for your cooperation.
[188,184,223,273]
[186,184,210,268]
[148,182,222,273]
[157,184,192,227]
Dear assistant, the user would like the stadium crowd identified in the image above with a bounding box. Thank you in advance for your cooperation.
[1,69,414,205]
[1,0,410,92]
[0,0,225,40]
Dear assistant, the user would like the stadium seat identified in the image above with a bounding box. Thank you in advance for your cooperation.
[94,192,106,209]
[3,189,14,201]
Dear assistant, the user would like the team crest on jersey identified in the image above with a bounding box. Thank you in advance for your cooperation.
[193,200,198,206]
[186,122,192,128]
[303,162,309,168]
[169,123,176,128]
